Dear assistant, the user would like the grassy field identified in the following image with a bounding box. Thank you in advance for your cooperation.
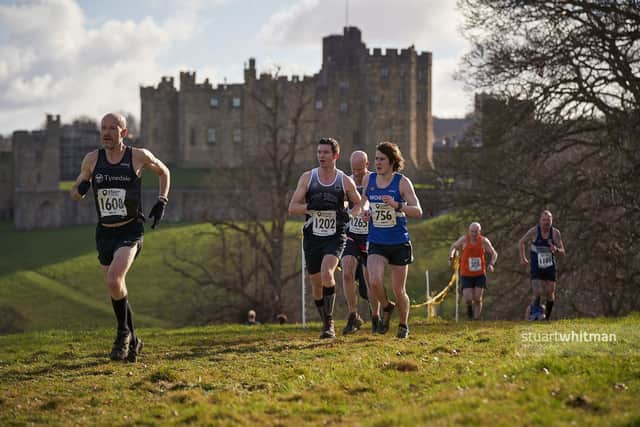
[0,216,463,332]
[0,315,638,426]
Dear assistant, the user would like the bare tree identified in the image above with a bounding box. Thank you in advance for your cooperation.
[167,71,315,323]
[453,0,640,317]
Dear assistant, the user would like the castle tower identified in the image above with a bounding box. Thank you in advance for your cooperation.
[13,114,61,191]
[140,76,178,165]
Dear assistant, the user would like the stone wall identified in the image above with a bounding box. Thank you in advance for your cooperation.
[13,189,214,231]
[0,152,13,219]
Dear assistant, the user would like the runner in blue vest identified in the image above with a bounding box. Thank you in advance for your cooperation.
[288,138,362,338]
[519,210,566,320]
[70,112,170,361]
[361,142,423,338]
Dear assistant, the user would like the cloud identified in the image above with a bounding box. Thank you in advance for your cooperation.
[0,0,222,135]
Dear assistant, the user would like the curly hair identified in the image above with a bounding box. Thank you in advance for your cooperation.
[376,141,405,172]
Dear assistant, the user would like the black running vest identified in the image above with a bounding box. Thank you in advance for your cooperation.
[92,147,142,224]
[304,168,349,238]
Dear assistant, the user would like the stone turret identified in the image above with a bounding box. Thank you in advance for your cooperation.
[13,114,61,192]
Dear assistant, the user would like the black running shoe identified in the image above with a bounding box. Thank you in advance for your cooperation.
[371,315,381,334]
[378,302,396,334]
[110,329,131,361]
[342,312,364,335]
[396,325,409,339]
[320,319,336,339]
[126,337,143,363]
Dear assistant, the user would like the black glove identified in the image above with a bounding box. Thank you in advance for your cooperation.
[148,198,167,229]
[77,180,91,196]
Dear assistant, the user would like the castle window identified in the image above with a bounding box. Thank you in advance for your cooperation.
[417,92,425,104]
[207,128,216,144]
[381,67,390,79]
[418,70,426,81]
[232,97,241,108]
[210,97,219,108]
[190,128,197,146]
[339,102,348,113]
[352,130,361,147]
[315,100,323,110]
[338,81,349,95]
[233,129,242,143]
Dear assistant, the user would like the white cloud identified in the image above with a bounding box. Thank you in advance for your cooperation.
[433,57,474,117]
[0,0,223,134]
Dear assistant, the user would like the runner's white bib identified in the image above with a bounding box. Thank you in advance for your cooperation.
[349,214,368,234]
[312,210,336,236]
[468,257,482,272]
[371,203,396,228]
[97,188,127,218]
[537,252,554,268]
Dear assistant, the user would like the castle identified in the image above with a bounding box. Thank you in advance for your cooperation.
[141,27,434,170]
[3,27,437,230]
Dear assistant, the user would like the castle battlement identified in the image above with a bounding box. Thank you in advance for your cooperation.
[46,114,60,129]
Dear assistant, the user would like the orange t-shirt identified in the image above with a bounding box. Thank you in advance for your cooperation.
[460,234,486,277]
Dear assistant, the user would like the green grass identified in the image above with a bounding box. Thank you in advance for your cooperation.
[0,315,638,426]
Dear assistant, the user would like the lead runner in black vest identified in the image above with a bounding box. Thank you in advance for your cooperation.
[70,112,170,362]
[288,138,362,339]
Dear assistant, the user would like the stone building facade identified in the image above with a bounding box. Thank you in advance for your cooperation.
[141,27,434,170]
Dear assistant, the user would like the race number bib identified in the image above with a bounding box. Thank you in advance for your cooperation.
[468,257,482,272]
[312,210,336,237]
[537,252,554,268]
[349,214,368,234]
[372,203,396,228]
[97,188,127,218]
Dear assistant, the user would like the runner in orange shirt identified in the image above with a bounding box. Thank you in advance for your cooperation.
[448,222,498,320]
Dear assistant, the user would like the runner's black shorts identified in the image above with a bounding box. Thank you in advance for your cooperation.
[342,233,368,266]
[461,275,487,289]
[303,234,347,275]
[531,268,557,282]
[367,241,414,266]
[96,219,144,266]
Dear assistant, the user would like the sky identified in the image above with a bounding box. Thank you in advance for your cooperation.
[0,0,473,135]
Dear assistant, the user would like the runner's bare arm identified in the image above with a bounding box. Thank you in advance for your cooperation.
[552,229,566,256]
[137,148,170,200]
[288,171,311,216]
[343,175,362,217]
[449,236,465,259]
[483,237,498,270]
[398,176,423,218]
[518,227,536,264]
[70,151,97,200]
[360,174,371,221]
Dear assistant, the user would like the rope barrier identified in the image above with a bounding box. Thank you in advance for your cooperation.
[410,254,459,309]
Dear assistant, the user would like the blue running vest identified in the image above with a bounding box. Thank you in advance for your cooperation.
[366,172,409,245]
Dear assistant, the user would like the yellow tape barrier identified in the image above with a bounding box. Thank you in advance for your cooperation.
[410,254,459,309]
